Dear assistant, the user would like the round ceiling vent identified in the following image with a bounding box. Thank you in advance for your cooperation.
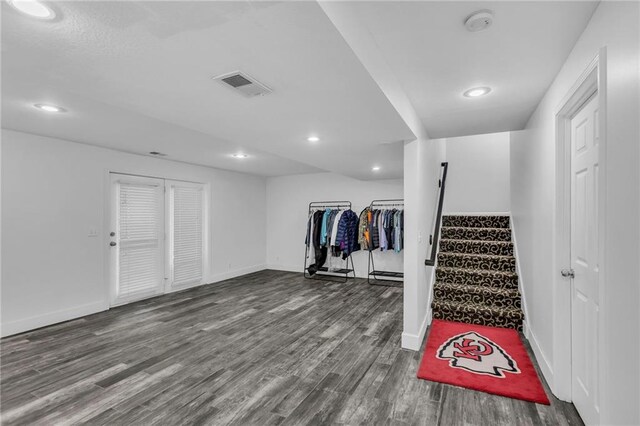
[464,10,493,32]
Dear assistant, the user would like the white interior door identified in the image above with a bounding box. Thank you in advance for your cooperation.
[110,174,165,306]
[570,92,600,425]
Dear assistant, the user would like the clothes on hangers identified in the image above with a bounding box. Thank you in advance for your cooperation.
[306,207,360,275]
[358,206,404,252]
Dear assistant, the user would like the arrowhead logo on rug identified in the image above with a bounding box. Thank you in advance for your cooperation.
[437,331,520,378]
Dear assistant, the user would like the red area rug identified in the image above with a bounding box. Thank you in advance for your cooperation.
[417,320,550,404]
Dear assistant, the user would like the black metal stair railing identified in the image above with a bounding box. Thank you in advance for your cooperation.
[425,162,448,266]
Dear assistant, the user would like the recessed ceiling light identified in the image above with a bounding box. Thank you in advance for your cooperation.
[33,103,66,113]
[463,87,491,98]
[232,153,248,159]
[372,166,381,172]
[7,0,55,20]
[307,136,320,142]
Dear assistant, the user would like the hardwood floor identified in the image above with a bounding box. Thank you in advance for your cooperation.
[1,270,583,425]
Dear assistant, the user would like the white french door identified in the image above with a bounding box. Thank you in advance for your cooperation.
[110,174,165,305]
[109,174,205,306]
[570,92,600,425]
[167,180,205,289]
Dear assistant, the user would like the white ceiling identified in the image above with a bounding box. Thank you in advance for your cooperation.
[326,1,599,139]
[2,1,599,178]
[1,1,414,179]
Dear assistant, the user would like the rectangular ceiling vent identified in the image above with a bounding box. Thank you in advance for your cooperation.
[213,71,272,97]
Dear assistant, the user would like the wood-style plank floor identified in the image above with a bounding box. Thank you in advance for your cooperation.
[1,270,583,425]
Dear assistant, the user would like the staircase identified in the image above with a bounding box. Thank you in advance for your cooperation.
[431,215,524,331]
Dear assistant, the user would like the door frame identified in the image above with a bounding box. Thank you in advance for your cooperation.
[553,48,607,407]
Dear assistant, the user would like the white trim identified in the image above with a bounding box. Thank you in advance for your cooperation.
[266,263,300,273]
[208,264,267,284]
[1,301,108,338]
[553,49,607,406]
[524,321,556,396]
[401,308,430,351]
[509,214,530,331]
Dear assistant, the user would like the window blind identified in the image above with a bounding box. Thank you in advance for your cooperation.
[118,182,164,299]
[171,184,204,287]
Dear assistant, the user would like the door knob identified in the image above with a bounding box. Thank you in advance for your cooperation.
[110,242,117,247]
[561,269,575,278]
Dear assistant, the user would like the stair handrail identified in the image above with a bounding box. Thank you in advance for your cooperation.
[425,162,449,266]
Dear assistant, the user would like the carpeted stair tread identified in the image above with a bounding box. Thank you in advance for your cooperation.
[439,238,513,256]
[431,299,524,330]
[433,282,521,309]
[437,252,516,272]
[443,215,510,229]
[435,266,518,289]
[441,226,512,242]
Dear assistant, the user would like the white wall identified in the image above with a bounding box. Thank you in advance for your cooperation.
[443,132,510,213]
[402,137,446,350]
[510,2,639,424]
[1,129,267,337]
[265,172,404,278]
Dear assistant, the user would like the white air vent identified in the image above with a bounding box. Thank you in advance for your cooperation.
[213,71,272,97]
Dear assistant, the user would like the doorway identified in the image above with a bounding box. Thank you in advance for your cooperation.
[569,92,600,424]
[108,173,206,306]
[554,50,606,425]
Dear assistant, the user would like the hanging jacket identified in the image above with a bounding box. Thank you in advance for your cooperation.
[370,210,380,249]
[320,208,332,246]
[358,208,370,251]
[307,210,328,275]
[330,210,344,248]
[335,209,360,259]
[379,209,387,251]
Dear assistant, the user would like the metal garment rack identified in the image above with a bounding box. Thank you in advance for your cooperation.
[367,199,404,287]
[304,201,356,283]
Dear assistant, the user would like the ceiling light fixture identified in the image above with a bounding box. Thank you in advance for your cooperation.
[372,166,381,172]
[33,103,66,113]
[307,136,320,142]
[7,0,55,20]
[463,87,491,98]
[232,153,248,159]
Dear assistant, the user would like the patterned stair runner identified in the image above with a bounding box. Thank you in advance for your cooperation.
[431,215,524,330]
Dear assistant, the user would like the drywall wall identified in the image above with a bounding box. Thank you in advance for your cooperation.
[444,132,510,213]
[510,2,639,424]
[1,129,267,337]
[265,172,404,278]
[403,137,446,350]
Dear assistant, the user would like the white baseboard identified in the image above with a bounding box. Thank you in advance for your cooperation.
[1,265,269,338]
[524,321,556,395]
[1,300,108,338]
[266,263,300,273]
[402,309,431,351]
[208,264,267,284]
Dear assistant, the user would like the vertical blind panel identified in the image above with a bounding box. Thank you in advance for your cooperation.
[173,185,203,286]
[118,182,163,298]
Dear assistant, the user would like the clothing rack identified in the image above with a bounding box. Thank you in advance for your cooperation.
[304,201,356,283]
[367,199,404,287]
